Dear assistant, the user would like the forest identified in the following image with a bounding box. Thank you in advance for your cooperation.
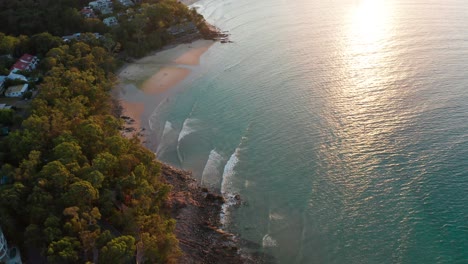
[0,0,214,262]
[0,0,211,57]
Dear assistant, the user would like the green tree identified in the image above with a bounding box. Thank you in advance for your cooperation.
[0,33,19,54]
[47,236,81,264]
[43,216,63,243]
[99,236,136,264]
[0,109,14,125]
[28,32,62,56]
[63,181,99,208]
[39,161,74,194]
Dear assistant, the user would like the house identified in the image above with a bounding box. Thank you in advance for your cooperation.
[62,32,103,42]
[117,0,134,7]
[80,6,97,18]
[0,104,12,110]
[89,0,113,15]
[7,72,27,82]
[103,16,119,27]
[0,175,12,184]
[0,76,6,93]
[10,54,39,73]
[0,227,22,263]
[5,84,28,98]
[62,33,82,42]
[0,228,7,261]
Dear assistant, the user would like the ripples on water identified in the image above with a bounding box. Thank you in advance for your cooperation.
[155,0,468,262]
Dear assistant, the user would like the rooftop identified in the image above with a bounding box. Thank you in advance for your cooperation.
[19,54,36,63]
[6,84,28,94]
[7,72,27,82]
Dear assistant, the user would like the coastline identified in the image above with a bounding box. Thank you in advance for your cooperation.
[112,3,267,262]
[115,35,269,264]
[116,39,214,142]
[114,38,267,262]
[161,164,263,264]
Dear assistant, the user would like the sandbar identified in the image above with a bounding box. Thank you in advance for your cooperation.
[117,39,214,141]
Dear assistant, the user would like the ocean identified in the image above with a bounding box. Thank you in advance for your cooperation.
[149,0,468,262]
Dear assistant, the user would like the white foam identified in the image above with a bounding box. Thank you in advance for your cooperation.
[148,101,166,132]
[269,212,285,221]
[189,3,203,10]
[176,118,198,164]
[156,121,174,156]
[162,121,174,138]
[262,234,278,248]
[244,180,252,188]
[221,147,240,195]
[201,149,224,186]
[178,118,198,143]
[220,147,241,226]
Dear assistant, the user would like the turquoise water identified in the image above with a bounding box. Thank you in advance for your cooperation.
[151,0,468,262]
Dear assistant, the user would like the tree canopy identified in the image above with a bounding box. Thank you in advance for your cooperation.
[0,39,179,264]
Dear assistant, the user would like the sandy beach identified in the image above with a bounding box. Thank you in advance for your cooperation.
[117,39,214,142]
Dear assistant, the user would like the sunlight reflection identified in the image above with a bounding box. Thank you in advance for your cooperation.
[318,0,401,198]
[347,0,394,76]
[352,0,389,43]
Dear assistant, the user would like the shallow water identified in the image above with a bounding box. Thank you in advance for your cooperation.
[150,0,468,262]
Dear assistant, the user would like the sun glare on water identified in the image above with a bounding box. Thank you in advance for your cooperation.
[320,0,401,193]
[351,0,392,44]
[345,0,396,87]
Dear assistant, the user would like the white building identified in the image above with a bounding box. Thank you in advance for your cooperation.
[10,54,39,73]
[5,84,28,98]
[0,76,6,93]
[103,16,119,27]
[0,104,12,110]
[0,228,22,264]
[0,229,7,261]
[7,72,27,82]
[117,0,134,7]
[89,0,113,15]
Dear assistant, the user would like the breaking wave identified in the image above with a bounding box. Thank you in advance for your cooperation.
[220,146,241,227]
[156,121,174,156]
[269,212,285,221]
[176,118,198,163]
[201,149,224,186]
[262,234,278,248]
[177,118,198,143]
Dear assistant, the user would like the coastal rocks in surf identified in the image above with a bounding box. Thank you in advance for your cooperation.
[160,164,255,263]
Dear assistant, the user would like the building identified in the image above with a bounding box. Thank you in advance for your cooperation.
[62,33,103,42]
[0,228,22,264]
[0,228,7,261]
[0,104,12,110]
[7,72,27,82]
[62,33,82,42]
[10,54,39,73]
[89,0,113,15]
[5,84,28,98]
[103,16,119,27]
[0,76,6,93]
[80,6,97,18]
[117,0,134,7]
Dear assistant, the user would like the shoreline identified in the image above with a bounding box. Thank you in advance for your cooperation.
[116,38,214,143]
[113,4,266,262]
[115,37,268,264]
[114,39,268,262]
[161,164,265,264]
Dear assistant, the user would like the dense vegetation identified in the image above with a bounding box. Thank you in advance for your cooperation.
[0,0,105,36]
[114,2,208,57]
[0,0,215,262]
[0,0,211,57]
[0,38,181,263]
